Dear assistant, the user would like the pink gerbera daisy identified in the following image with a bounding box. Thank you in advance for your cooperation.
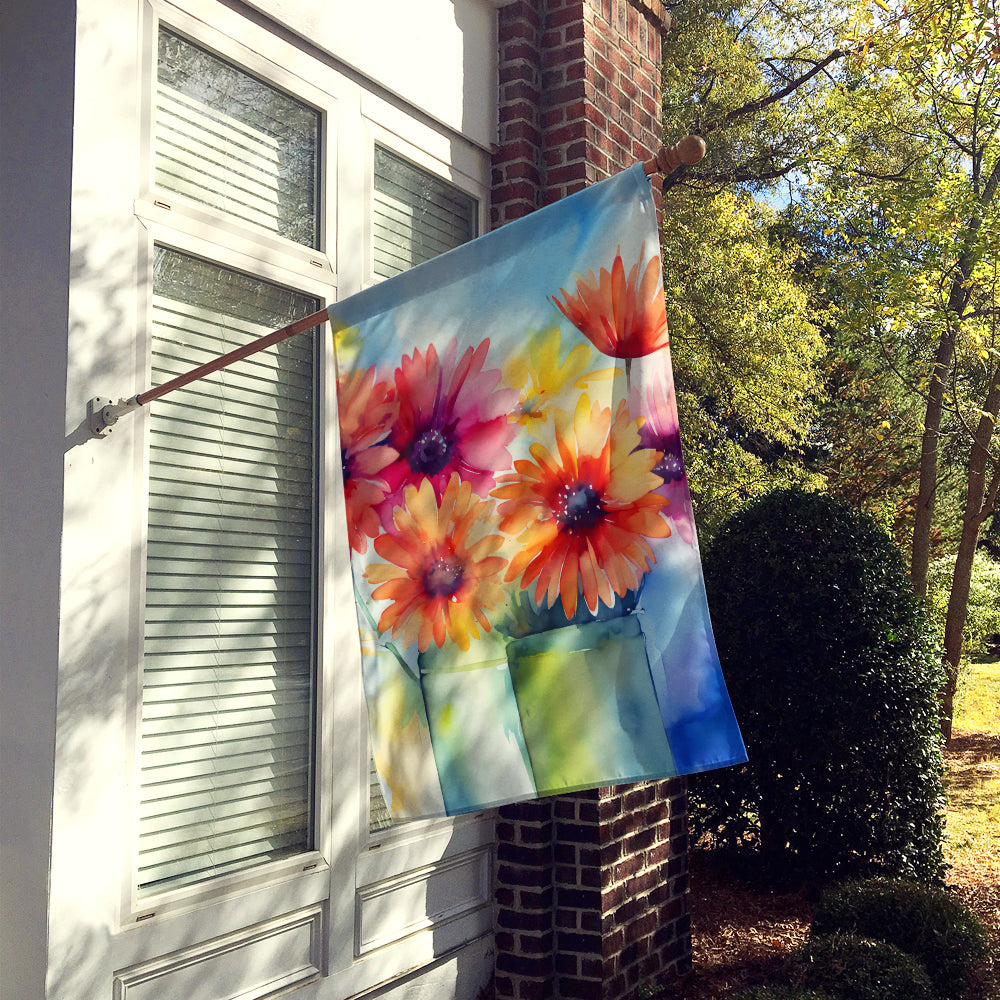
[379,338,519,521]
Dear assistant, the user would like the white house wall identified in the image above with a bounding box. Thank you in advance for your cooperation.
[242,0,498,152]
[0,0,499,997]
[0,1,77,996]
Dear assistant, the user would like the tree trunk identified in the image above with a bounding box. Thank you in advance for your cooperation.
[940,377,1000,741]
[909,161,1000,596]
[910,329,955,598]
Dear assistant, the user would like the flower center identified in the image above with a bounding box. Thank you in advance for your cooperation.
[341,447,351,483]
[654,450,685,483]
[409,428,453,476]
[422,554,464,598]
[554,482,605,534]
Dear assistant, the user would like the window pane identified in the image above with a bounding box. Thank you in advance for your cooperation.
[368,150,478,831]
[156,28,320,248]
[138,247,318,895]
[372,146,477,280]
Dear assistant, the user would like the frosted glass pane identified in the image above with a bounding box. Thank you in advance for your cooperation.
[157,28,320,248]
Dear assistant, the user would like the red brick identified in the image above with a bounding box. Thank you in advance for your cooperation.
[497,952,551,977]
[499,907,551,932]
[548,3,589,28]
[503,40,538,64]
[625,869,658,896]
[546,120,589,146]
[543,39,587,68]
[497,160,542,185]
[556,952,579,975]
[558,930,603,954]
[499,863,551,888]
[504,80,541,105]
[624,826,655,853]
[560,979,603,1000]
[646,842,671,866]
[519,931,555,955]
[502,120,543,145]
[517,977,557,1000]
[625,910,658,944]
[499,99,540,124]
[546,163,589,186]
[542,66,565,88]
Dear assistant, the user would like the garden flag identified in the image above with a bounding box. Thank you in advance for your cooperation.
[332,163,746,819]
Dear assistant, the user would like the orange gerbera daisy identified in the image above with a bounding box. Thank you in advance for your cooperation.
[553,245,669,358]
[366,475,508,652]
[493,395,671,618]
[338,365,398,554]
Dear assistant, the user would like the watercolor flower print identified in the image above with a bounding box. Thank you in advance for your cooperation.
[332,218,716,816]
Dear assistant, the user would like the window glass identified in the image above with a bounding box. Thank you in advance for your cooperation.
[372,146,477,279]
[156,28,320,247]
[138,246,318,895]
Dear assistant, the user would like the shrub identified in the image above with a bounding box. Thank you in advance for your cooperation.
[692,488,946,882]
[792,933,934,1000]
[732,987,838,1000]
[927,551,1000,659]
[811,878,988,998]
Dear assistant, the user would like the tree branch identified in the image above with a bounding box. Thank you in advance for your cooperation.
[703,49,847,133]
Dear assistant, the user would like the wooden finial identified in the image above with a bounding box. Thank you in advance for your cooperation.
[643,135,707,176]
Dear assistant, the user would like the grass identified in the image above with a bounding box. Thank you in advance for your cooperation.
[945,659,1000,867]
[943,658,1000,1000]
[955,658,1000,734]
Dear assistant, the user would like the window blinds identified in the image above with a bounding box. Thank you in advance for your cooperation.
[372,146,477,280]
[138,248,318,895]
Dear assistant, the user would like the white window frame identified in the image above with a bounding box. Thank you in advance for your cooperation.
[110,0,496,991]
[122,0,341,933]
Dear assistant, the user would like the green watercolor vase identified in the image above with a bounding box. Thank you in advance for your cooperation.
[504,614,674,796]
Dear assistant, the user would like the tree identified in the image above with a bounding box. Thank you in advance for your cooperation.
[661,0,1000,736]
[658,0,842,534]
[803,0,1000,736]
[660,188,825,536]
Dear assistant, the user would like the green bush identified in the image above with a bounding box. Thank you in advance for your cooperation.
[792,933,934,1000]
[692,488,946,882]
[811,878,988,999]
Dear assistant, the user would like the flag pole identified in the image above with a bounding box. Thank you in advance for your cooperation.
[87,306,330,437]
[88,136,705,438]
[642,134,706,177]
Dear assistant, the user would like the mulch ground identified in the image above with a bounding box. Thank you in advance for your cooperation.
[657,734,1000,1000]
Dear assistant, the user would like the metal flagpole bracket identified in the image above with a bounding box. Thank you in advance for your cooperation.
[88,395,141,438]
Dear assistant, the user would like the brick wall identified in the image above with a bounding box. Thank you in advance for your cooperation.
[492,0,668,226]
[490,3,692,998]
